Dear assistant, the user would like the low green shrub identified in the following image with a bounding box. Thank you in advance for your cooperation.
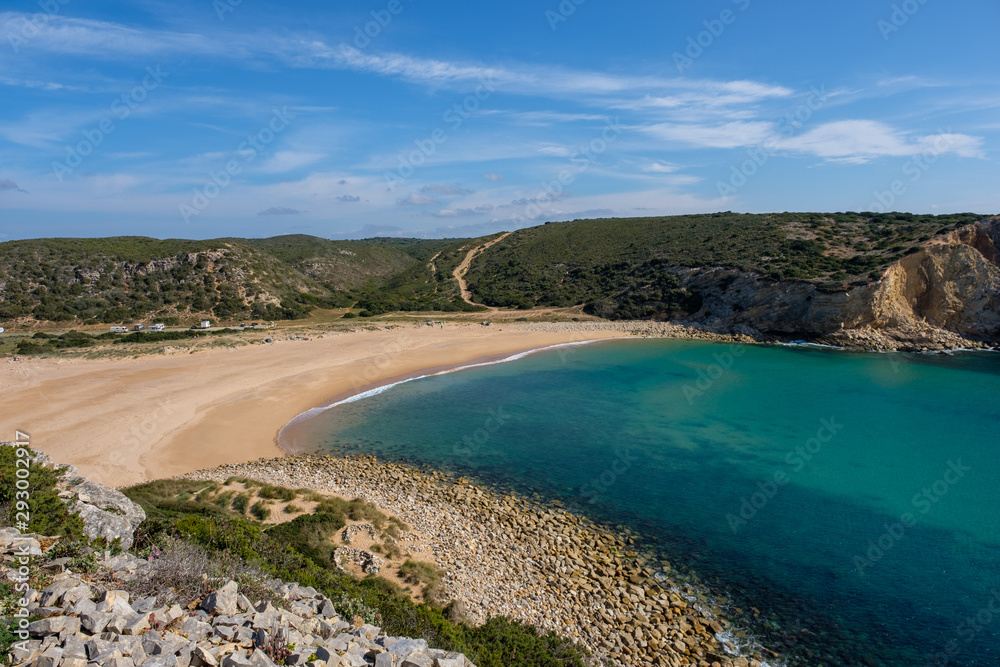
[399,560,447,606]
[231,493,251,515]
[0,445,84,540]
[250,501,271,521]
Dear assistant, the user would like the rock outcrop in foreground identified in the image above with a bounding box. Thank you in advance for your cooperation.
[9,556,473,667]
[3,532,475,667]
[15,446,146,550]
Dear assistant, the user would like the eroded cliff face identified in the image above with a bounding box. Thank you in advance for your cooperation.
[674,217,1000,348]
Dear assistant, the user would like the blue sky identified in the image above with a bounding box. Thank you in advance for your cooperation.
[0,0,998,241]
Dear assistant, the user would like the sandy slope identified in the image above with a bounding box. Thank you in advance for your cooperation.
[0,324,623,488]
[453,232,511,307]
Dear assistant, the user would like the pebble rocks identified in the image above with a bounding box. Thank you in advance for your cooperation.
[183,456,773,667]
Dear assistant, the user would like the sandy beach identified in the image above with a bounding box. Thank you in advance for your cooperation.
[0,324,626,487]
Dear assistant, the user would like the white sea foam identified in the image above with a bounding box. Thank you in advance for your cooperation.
[277,339,605,449]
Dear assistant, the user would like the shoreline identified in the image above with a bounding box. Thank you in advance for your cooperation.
[0,324,627,488]
[2,319,994,488]
[276,337,613,454]
[181,454,778,667]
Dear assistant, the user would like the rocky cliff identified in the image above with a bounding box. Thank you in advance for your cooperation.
[675,218,1000,349]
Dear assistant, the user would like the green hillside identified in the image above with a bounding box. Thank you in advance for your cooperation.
[0,213,986,326]
[464,212,981,317]
[0,235,448,325]
[350,236,497,315]
[237,236,427,290]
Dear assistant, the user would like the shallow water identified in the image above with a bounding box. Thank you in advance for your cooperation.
[282,339,1000,667]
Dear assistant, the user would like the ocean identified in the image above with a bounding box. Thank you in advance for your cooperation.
[280,339,1000,667]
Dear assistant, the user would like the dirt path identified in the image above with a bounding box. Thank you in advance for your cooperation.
[453,232,511,307]
[427,251,441,277]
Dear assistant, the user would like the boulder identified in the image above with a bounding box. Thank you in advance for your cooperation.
[34,647,63,667]
[9,639,41,664]
[222,652,253,667]
[193,645,219,666]
[68,478,146,549]
[248,649,278,667]
[81,610,113,634]
[123,612,152,635]
[201,581,239,617]
[401,653,434,667]
[177,617,213,641]
[28,616,81,638]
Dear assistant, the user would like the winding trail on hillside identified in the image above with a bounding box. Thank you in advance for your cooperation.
[453,232,511,307]
[427,251,441,278]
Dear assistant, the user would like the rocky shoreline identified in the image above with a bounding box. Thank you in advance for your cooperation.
[181,455,777,667]
[508,319,998,352]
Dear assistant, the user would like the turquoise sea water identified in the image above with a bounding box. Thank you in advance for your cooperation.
[281,340,1000,667]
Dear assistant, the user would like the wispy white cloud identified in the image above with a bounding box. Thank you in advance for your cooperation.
[641,162,681,173]
[258,206,303,216]
[640,118,985,163]
[0,13,223,58]
[421,205,494,218]
[642,121,773,148]
[774,121,985,162]
[396,192,439,206]
[257,151,325,173]
[421,183,474,196]
[500,110,611,126]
